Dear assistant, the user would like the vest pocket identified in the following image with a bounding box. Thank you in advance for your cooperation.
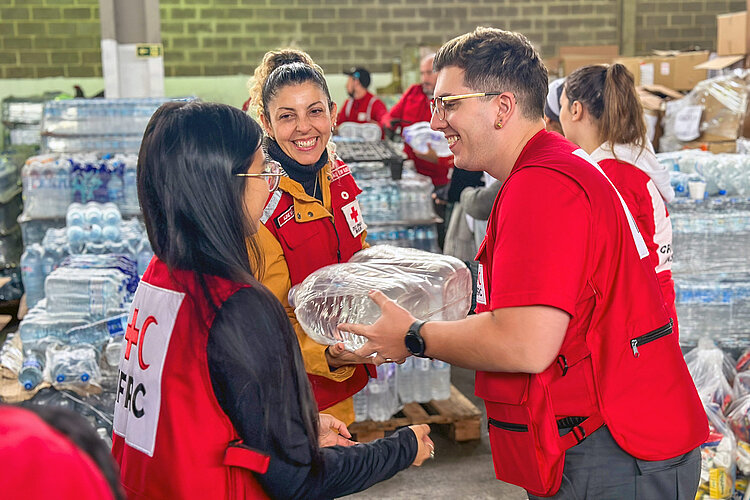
[629,319,673,358]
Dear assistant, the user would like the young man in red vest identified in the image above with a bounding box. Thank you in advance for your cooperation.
[344,27,707,499]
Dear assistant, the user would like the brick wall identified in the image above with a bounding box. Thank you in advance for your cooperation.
[0,0,744,79]
[635,0,746,53]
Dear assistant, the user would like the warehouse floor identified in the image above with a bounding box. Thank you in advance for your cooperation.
[343,366,527,499]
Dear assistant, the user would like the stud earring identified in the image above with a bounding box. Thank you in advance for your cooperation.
[496,121,503,129]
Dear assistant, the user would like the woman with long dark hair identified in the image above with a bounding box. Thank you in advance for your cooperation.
[560,63,678,335]
[248,50,379,425]
[111,101,432,499]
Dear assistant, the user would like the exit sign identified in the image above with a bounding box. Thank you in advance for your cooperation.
[136,44,163,58]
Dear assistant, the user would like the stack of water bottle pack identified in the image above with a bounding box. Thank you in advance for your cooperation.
[18,152,139,247]
[289,245,470,421]
[21,201,152,309]
[657,150,750,348]
[13,202,152,399]
[40,97,178,154]
[357,173,440,252]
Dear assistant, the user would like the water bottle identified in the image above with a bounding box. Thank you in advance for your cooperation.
[368,364,397,421]
[123,161,138,214]
[84,202,103,227]
[397,356,415,403]
[137,237,153,276]
[54,160,71,216]
[413,357,433,403]
[49,343,100,385]
[431,360,451,400]
[106,165,124,204]
[352,386,369,422]
[21,244,44,308]
[19,350,45,390]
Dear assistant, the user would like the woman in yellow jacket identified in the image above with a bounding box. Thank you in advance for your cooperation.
[248,49,379,424]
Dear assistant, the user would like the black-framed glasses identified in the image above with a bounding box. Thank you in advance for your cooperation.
[236,158,284,192]
[430,92,503,120]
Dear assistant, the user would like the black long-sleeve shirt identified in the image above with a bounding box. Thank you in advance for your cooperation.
[207,287,417,499]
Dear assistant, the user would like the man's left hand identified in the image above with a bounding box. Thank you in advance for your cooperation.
[339,290,415,361]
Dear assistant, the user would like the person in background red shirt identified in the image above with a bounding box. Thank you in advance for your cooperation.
[337,67,387,135]
[382,54,453,188]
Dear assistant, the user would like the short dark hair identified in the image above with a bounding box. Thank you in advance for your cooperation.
[262,62,334,120]
[434,27,548,120]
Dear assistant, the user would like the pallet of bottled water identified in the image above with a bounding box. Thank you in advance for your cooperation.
[289,245,471,352]
[367,224,439,252]
[353,358,452,422]
[41,98,169,137]
[40,97,192,154]
[21,202,152,310]
[675,274,750,344]
[669,197,750,276]
[21,153,139,219]
[357,177,436,223]
[659,151,750,198]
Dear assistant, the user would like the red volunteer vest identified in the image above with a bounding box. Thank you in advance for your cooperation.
[474,132,707,495]
[263,159,370,410]
[112,258,269,499]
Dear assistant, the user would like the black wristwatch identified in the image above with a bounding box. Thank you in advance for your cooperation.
[405,320,429,358]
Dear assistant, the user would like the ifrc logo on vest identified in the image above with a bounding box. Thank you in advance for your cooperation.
[342,199,366,237]
[113,281,184,457]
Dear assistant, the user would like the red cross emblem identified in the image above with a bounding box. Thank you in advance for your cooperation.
[349,206,359,223]
[125,308,158,370]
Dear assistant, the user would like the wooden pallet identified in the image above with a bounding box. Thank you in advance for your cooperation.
[348,385,482,443]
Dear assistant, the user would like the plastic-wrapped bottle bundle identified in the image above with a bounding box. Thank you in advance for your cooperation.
[60,253,139,297]
[45,267,129,319]
[21,155,71,219]
[289,245,471,352]
[675,276,750,343]
[0,333,22,377]
[20,243,44,308]
[48,343,101,386]
[431,360,451,400]
[64,313,127,349]
[670,197,750,276]
[122,162,139,215]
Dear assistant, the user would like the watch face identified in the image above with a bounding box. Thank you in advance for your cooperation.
[405,332,424,356]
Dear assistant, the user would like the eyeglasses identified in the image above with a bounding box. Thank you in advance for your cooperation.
[236,158,284,192]
[430,92,503,120]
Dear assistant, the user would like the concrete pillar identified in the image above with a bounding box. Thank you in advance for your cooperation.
[99,0,164,98]
[619,0,637,57]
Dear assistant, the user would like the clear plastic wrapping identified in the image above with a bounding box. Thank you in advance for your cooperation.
[660,70,750,152]
[289,245,471,351]
[686,338,737,413]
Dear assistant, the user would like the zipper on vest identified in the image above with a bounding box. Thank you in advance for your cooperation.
[329,216,342,262]
[630,319,673,358]
[488,417,528,432]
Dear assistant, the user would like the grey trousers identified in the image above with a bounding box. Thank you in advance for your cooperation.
[527,426,701,500]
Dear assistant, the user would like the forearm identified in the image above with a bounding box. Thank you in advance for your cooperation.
[420,308,567,374]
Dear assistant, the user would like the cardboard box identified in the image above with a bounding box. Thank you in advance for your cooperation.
[717,11,747,56]
[680,140,738,154]
[637,85,684,150]
[652,51,709,91]
[614,56,661,86]
[559,45,619,76]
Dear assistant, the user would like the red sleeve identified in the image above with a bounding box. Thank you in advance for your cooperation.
[336,104,347,125]
[382,91,406,128]
[371,98,388,124]
[489,167,591,316]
